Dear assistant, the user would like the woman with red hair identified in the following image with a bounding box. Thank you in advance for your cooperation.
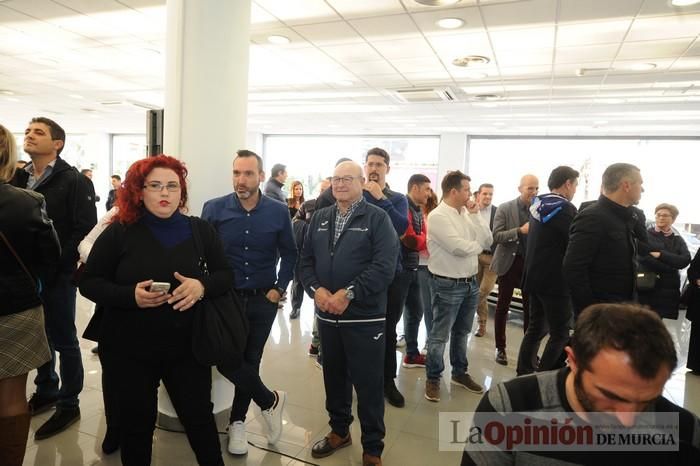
[80,155,232,466]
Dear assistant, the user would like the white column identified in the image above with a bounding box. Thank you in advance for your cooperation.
[436,133,468,197]
[163,0,251,216]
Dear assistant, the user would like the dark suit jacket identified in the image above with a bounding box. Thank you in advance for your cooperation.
[522,194,577,296]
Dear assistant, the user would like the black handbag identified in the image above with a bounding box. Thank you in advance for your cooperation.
[636,271,659,291]
[190,218,249,367]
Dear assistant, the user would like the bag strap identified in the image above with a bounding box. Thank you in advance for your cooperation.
[0,231,37,289]
[189,217,209,275]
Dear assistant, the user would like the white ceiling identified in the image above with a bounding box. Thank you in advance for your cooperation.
[0,0,699,136]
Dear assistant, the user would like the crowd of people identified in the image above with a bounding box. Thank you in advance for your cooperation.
[1,116,700,465]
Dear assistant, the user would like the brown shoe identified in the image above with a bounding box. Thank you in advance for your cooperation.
[496,349,508,366]
[475,323,486,337]
[451,373,484,394]
[311,431,352,458]
[424,379,440,402]
[363,452,382,465]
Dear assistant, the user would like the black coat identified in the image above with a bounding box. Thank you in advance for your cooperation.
[522,194,577,296]
[563,195,642,317]
[637,229,691,319]
[11,157,97,275]
[0,183,61,316]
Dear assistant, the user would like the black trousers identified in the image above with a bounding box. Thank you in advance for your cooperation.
[114,349,222,466]
[97,343,120,437]
[385,270,414,380]
[318,319,385,457]
[291,261,305,311]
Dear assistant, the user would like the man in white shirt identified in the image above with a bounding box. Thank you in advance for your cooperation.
[474,183,497,338]
[424,171,493,402]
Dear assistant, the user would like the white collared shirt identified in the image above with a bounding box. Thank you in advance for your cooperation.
[479,204,494,230]
[427,201,493,278]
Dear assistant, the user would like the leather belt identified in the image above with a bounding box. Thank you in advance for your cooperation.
[234,288,269,297]
[430,273,476,284]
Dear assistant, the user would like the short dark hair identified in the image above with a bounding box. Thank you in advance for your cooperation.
[602,163,640,193]
[235,149,263,172]
[441,170,470,195]
[271,163,286,178]
[80,169,92,175]
[30,117,66,155]
[572,303,677,379]
[548,165,579,190]
[407,173,430,192]
[365,147,390,165]
[111,174,121,181]
[477,183,493,194]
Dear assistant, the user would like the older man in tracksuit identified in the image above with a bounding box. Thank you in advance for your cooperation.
[301,161,399,466]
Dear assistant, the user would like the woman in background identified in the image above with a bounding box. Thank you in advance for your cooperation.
[0,124,60,466]
[287,180,304,218]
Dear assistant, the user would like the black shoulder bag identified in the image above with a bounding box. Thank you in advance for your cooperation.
[190,218,248,368]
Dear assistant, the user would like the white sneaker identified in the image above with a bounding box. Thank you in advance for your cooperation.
[420,345,428,355]
[260,390,286,444]
[396,335,406,348]
[227,421,247,455]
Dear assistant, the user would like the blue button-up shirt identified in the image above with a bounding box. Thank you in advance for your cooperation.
[202,191,297,290]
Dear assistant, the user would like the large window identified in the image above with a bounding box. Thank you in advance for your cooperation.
[263,135,440,199]
[112,134,147,179]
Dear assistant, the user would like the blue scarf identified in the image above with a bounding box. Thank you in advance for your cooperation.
[141,210,192,248]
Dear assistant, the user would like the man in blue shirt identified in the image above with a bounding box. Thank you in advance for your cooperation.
[202,149,296,456]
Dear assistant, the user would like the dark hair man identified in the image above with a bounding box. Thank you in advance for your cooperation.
[398,174,432,370]
[106,174,121,211]
[474,183,497,338]
[563,163,645,317]
[490,174,539,366]
[463,304,700,465]
[424,171,492,402]
[516,166,579,376]
[11,117,97,439]
[202,149,295,455]
[263,162,288,204]
[301,161,399,466]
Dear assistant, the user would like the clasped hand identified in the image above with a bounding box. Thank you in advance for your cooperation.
[134,272,204,312]
[314,287,350,315]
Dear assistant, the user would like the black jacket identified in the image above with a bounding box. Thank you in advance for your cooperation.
[400,197,424,270]
[522,193,577,296]
[0,183,61,316]
[11,157,97,275]
[300,199,399,322]
[562,195,641,317]
[106,188,117,210]
[637,228,691,319]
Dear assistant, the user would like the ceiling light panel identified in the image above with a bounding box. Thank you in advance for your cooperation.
[436,17,465,29]
[412,8,484,36]
[617,38,694,60]
[559,0,646,22]
[250,29,306,46]
[556,19,632,47]
[253,0,339,25]
[349,14,421,41]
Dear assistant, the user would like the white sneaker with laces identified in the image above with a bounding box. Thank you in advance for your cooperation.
[260,390,287,444]
[396,335,406,348]
[227,421,247,455]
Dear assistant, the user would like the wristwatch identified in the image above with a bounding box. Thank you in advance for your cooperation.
[274,286,285,296]
[344,287,355,301]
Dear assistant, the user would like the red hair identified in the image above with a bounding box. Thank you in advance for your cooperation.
[115,155,189,225]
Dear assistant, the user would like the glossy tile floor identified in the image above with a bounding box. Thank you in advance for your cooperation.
[23,294,700,465]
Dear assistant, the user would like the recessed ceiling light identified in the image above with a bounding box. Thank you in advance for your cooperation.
[267,35,290,45]
[415,0,461,5]
[0,90,15,95]
[627,63,657,71]
[335,80,354,87]
[436,18,465,29]
[670,0,700,6]
[452,55,490,67]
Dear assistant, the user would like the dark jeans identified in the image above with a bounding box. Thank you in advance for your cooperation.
[494,255,530,350]
[417,265,434,337]
[115,349,223,466]
[385,269,415,379]
[318,319,385,457]
[219,294,276,423]
[402,270,424,356]
[291,261,304,311]
[516,293,573,375]
[426,276,479,380]
[35,272,83,408]
[97,341,120,435]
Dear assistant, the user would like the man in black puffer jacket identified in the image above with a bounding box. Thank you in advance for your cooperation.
[563,163,645,319]
[11,117,97,439]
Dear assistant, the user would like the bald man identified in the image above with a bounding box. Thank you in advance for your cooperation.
[301,161,399,465]
[490,174,538,366]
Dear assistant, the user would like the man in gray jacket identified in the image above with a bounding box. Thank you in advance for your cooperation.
[490,174,538,366]
[263,162,287,203]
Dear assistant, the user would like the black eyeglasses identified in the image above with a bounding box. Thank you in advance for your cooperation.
[143,181,181,192]
[331,176,361,185]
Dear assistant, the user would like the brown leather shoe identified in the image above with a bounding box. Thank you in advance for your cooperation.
[475,323,486,337]
[363,452,382,465]
[311,431,352,458]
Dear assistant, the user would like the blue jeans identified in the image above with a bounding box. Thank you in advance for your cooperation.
[426,276,479,380]
[222,294,277,423]
[402,270,424,356]
[35,272,83,408]
[417,266,434,337]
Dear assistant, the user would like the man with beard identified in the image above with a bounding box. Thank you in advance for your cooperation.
[202,149,295,456]
[463,303,700,465]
